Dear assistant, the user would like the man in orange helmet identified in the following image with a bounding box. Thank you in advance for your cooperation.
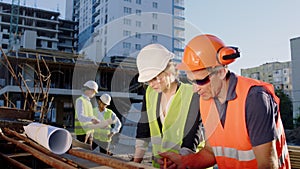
[158,34,290,169]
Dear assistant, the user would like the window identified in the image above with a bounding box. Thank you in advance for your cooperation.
[47,42,52,48]
[123,30,131,37]
[135,44,141,50]
[136,9,141,15]
[152,35,158,42]
[152,13,158,19]
[2,34,9,39]
[0,100,4,106]
[135,32,141,39]
[136,21,141,27]
[1,44,8,49]
[136,0,141,4]
[124,0,131,2]
[124,7,132,14]
[123,18,131,25]
[152,24,158,30]
[152,2,158,8]
[123,42,131,49]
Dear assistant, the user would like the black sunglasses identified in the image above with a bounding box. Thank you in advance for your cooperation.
[189,75,210,86]
[189,71,217,86]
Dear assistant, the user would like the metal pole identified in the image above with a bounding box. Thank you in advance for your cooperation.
[4,128,83,168]
[68,148,154,169]
[0,129,77,169]
[0,152,31,169]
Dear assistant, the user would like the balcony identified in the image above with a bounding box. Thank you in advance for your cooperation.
[174,0,184,7]
[92,9,100,18]
[93,0,100,8]
[92,20,100,28]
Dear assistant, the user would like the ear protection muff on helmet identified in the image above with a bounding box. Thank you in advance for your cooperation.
[216,46,240,65]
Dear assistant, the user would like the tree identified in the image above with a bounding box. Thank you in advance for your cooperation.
[275,89,293,129]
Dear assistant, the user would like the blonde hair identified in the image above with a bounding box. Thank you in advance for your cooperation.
[163,61,178,89]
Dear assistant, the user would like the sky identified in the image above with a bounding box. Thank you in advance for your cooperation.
[3,0,300,74]
[185,0,300,74]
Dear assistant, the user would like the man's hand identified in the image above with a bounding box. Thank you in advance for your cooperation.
[106,118,116,125]
[91,118,99,124]
[158,152,183,169]
[108,132,114,140]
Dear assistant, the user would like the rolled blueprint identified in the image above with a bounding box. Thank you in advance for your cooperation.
[85,118,116,129]
[23,122,72,155]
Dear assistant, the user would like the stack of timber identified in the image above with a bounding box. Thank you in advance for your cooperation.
[0,107,33,132]
[0,128,154,169]
[288,145,300,169]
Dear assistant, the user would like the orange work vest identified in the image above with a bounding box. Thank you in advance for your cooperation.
[200,76,290,169]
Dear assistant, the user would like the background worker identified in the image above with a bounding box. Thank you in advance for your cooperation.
[133,44,204,168]
[158,34,290,169]
[74,80,100,150]
[93,93,122,155]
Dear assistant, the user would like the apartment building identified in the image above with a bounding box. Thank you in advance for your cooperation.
[290,37,300,119]
[241,61,292,96]
[73,0,185,62]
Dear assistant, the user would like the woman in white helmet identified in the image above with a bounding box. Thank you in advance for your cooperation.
[133,44,204,168]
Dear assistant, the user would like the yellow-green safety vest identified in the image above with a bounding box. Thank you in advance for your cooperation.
[74,96,94,135]
[146,83,193,168]
[93,108,113,142]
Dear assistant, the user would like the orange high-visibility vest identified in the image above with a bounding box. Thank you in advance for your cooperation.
[200,76,290,169]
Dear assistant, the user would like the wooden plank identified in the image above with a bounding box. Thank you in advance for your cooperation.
[6,152,32,158]
[0,120,31,132]
[288,145,300,169]
[61,153,113,169]
[0,107,33,120]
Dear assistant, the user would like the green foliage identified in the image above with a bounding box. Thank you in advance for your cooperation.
[295,113,300,128]
[275,89,294,129]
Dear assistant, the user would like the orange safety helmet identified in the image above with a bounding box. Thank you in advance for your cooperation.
[177,34,240,71]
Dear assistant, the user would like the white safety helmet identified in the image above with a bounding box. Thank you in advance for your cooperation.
[83,80,98,93]
[100,93,111,105]
[136,44,174,82]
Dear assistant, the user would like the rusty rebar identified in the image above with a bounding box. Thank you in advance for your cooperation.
[0,151,31,169]
[0,129,77,169]
[68,148,154,169]
[3,128,85,168]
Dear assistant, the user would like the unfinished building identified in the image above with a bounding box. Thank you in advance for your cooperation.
[0,1,144,128]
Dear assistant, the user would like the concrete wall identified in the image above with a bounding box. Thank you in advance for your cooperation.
[290,37,300,119]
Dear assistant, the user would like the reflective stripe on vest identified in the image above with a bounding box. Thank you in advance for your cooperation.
[74,96,94,135]
[146,83,194,167]
[212,146,255,161]
[278,143,289,168]
[93,108,113,142]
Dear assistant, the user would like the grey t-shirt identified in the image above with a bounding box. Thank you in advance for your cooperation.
[215,72,278,147]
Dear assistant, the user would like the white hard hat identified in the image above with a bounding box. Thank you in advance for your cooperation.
[83,80,98,93]
[136,44,174,82]
[100,93,111,105]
